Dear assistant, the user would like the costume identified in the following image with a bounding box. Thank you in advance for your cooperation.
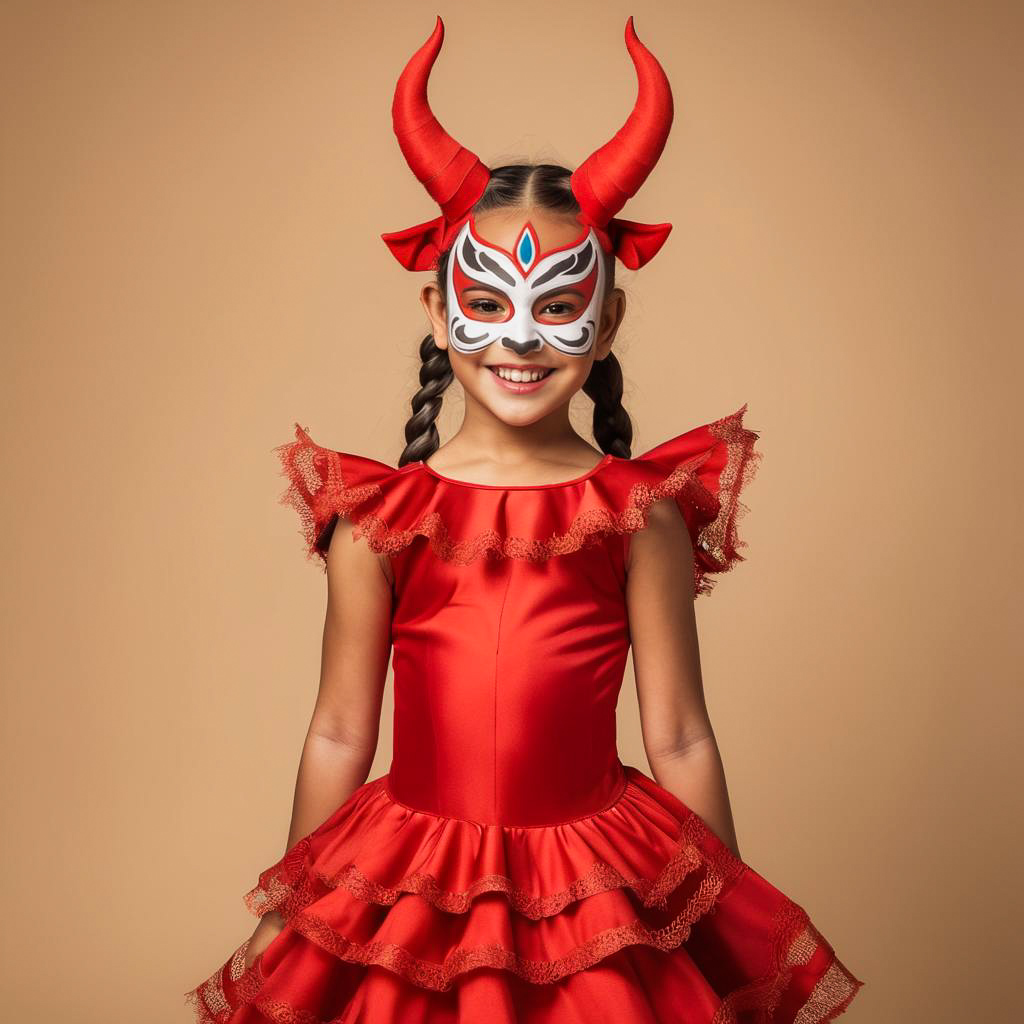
[185,17,864,1022]
[185,406,863,1022]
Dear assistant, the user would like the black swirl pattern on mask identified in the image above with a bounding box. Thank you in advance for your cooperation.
[552,319,595,350]
[451,315,492,346]
[530,241,595,288]
[460,235,515,286]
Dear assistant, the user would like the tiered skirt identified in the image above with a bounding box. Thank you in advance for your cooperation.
[185,766,863,1022]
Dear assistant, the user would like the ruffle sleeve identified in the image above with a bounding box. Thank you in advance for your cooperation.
[273,425,400,564]
[274,404,761,597]
[625,402,763,596]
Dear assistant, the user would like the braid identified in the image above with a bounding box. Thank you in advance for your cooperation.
[398,333,454,467]
[583,352,633,459]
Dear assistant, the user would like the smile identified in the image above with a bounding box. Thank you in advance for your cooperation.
[487,365,555,393]
[489,365,553,382]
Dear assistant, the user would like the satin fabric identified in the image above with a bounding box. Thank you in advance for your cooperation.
[389,537,629,826]
[185,405,865,1023]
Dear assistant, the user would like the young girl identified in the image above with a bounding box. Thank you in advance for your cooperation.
[186,17,864,1023]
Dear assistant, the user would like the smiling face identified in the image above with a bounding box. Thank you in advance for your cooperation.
[420,207,626,429]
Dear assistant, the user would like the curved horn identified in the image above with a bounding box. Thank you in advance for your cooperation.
[391,16,491,221]
[570,16,674,227]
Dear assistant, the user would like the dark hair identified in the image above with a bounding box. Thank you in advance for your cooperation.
[398,164,633,467]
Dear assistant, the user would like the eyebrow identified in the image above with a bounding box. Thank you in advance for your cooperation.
[459,285,586,301]
[460,284,508,298]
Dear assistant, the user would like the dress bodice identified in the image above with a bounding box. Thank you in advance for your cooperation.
[388,538,631,826]
[275,405,761,828]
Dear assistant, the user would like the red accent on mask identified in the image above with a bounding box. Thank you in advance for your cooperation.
[452,258,515,322]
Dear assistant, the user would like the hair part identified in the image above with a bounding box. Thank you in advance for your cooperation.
[398,163,633,467]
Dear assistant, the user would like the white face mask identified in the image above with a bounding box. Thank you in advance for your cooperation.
[445,217,606,357]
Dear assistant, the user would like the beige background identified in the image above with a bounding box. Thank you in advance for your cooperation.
[2,1,1021,1021]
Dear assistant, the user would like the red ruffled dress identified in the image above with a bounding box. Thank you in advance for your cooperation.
[185,404,864,1023]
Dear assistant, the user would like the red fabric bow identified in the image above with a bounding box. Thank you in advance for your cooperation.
[381,215,672,274]
[380,215,462,274]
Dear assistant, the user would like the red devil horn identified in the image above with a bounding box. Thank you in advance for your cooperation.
[390,16,491,222]
[570,16,674,228]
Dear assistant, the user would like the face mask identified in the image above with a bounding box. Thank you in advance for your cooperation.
[445,216,606,357]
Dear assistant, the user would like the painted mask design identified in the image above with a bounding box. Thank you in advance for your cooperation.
[446,217,606,357]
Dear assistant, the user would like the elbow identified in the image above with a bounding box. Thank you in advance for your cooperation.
[644,724,717,765]
[306,716,379,761]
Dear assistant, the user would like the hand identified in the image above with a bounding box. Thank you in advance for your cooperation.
[243,910,286,971]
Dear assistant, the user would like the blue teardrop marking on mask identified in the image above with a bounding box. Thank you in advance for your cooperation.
[517,228,535,269]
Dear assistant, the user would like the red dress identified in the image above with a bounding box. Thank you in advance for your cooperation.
[185,404,864,1023]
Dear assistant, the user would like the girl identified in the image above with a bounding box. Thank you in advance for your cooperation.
[186,17,864,1023]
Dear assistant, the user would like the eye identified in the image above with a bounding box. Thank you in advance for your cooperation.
[542,301,576,316]
[467,298,504,314]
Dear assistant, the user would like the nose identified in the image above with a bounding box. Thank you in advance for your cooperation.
[500,336,543,355]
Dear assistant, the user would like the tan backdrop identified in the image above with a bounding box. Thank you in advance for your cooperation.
[2,1,1021,1021]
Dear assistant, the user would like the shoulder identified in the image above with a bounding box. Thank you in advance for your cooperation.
[625,496,693,574]
[324,517,395,590]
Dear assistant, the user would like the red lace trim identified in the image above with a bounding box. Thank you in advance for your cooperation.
[244,804,726,923]
[790,957,865,1023]
[709,903,865,1023]
[185,856,863,1022]
[274,428,386,563]
[315,842,703,920]
[691,405,762,595]
[237,819,742,994]
[291,877,717,990]
[274,408,761,595]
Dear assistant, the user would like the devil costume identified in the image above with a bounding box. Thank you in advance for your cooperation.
[185,17,864,1023]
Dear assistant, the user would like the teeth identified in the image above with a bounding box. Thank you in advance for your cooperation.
[493,367,550,383]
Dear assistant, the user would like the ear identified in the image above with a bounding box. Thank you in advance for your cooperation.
[419,281,449,350]
[594,285,627,360]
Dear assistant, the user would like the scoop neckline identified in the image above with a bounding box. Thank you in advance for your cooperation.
[418,452,616,491]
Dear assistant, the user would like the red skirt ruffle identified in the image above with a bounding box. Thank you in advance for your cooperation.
[185,767,864,1023]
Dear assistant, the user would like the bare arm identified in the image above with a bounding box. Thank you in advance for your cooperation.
[246,518,392,960]
[284,518,394,849]
[625,499,741,858]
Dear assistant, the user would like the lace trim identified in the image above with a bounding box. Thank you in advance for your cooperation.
[185,839,738,1016]
[793,958,866,1023]
[185,851,862,1022]
[185,939,264,1024]
[316,841,702,920]
[274,407,761,591]
[350,464,711,568]
[244,833,315,918]
[234,819,743,995]
[243,791,743,923]
[710,903,865,1023]
[695,405,762,595]
[274,428,386,564]
[285,864,725,992]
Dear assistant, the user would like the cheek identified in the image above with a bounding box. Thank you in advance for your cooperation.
[447,345,487,374]
[548,352,597,390]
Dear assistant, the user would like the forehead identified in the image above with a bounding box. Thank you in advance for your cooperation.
[468,209,587,256]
